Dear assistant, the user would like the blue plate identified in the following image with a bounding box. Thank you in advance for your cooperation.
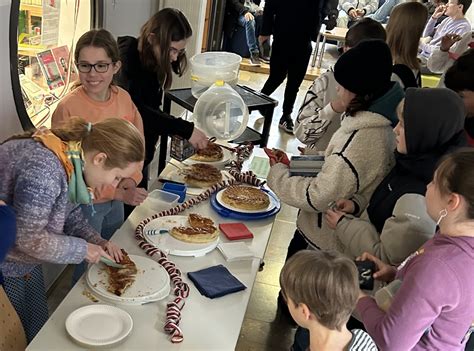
[210,188,281,220]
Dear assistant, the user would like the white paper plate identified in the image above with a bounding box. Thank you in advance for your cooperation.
[165,169,233,196]
[183,146,233,168]
[143,215,219,257]
[66,305,133,347]
[86,255,170,305]
[215,187,277,213]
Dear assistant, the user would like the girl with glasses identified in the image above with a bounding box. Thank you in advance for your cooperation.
[117,8,209,174]
[52,29,147,284]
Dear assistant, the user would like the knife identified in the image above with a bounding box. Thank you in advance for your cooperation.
[100,256,125,269]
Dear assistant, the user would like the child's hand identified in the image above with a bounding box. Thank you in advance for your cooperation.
[325,209,345,229]
[348,9,358,18]
[355,9,365,17]
[336,199,356,214]
[432,4,446,18]
[440,33,462,52]
[357,252,397,282]
[103,241,124,263]
[117,178,148,206]
[264,147,290,166]
[297,146,306,155]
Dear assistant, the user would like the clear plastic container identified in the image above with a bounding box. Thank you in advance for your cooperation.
[145,189,180,212]
[193,81,249,141]
[190,52,242,98]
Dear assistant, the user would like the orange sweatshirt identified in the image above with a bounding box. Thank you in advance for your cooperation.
[52,85,144,203]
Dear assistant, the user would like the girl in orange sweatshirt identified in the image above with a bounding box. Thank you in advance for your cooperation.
[52,29,147,283]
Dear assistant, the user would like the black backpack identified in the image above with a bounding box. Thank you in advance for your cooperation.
[392,64,421,89]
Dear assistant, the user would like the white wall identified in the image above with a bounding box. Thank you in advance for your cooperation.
[0,0,24,142]
[466,4,474,26]
[103,0,158,38]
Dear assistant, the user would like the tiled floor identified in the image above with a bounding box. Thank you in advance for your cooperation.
[46,45,340,350]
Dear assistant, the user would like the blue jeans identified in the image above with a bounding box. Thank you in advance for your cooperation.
[238,14,259,55]
[367,0,401,23]
[72,200,124,284]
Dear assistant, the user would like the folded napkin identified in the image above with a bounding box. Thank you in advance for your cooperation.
[187,265,246,299]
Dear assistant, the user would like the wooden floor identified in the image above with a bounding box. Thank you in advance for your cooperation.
[239,43,340,81]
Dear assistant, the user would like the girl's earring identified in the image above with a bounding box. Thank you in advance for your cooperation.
[436,208,448,226]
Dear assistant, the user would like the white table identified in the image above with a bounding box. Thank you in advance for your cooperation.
[27,150,276,351]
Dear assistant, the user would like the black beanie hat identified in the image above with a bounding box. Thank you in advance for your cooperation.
[334,39,393,96]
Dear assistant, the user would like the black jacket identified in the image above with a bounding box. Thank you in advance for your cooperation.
[261,0,335,43]
[367,88,467,232]
[117,36,194,165]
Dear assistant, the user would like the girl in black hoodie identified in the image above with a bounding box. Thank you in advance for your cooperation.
[326,88,467,266]
[117,8,208,169]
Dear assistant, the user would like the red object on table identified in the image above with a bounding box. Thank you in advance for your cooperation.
[219,223,254,240]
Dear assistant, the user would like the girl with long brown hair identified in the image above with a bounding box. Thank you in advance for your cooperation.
[386,2,428,88]
[117,8,208,170]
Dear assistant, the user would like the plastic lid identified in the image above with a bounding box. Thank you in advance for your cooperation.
[193,83,249,141]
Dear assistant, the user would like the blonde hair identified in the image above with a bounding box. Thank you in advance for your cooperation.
[386,2,428,70]
[5,117,144,170]
[279,250,359,331]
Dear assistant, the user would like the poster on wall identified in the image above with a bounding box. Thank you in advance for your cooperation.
[37,49,64,90]
[52,45,78,83]
[41,0,60,46]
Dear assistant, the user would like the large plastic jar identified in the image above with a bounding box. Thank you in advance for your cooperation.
[193,81,249,141]
[190,51,242,98]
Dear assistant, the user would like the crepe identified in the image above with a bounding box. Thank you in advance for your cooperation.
[183,163,223,188]
[190,142,224,162]
[170,214,219,244]
[221,185,270,211]
[105,250,138,296]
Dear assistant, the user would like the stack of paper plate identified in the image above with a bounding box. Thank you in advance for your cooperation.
[86,255,170,305]
[143,215,219,257]
[66,305,133,348]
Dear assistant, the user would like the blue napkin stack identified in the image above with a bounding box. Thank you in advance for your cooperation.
[187,264,246,299]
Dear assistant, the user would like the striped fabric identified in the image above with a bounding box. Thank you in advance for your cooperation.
[3,265,49,343]
[349,329,378,351]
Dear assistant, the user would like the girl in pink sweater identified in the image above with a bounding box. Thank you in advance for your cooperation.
[357,149,474,350]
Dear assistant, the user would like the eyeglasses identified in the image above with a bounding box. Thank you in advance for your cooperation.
[169,47,186,56]
[76,62,115,73]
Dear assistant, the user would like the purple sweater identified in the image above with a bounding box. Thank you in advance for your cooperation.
[0,139,106,278]
[357,232,474,350]
[420,16,471,58]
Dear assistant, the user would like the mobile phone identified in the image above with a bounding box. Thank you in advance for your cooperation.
[355,260,375,290]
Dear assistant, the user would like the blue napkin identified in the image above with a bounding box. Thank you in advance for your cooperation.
[187,265,246,299]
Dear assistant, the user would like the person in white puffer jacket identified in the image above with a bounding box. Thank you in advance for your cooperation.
[338,0,379,27]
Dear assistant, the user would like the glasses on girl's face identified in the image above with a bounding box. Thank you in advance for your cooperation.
[169,47,186,56]
[76,62,115,73]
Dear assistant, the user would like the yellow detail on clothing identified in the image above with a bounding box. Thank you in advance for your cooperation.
[32,130,73,180]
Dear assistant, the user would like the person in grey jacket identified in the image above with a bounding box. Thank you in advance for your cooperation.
[325,88,467,266]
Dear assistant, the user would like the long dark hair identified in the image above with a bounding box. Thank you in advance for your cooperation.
[138,8,192,90]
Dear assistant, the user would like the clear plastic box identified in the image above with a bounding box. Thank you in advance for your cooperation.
[145,189,180,212]
[190,51,242,98]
